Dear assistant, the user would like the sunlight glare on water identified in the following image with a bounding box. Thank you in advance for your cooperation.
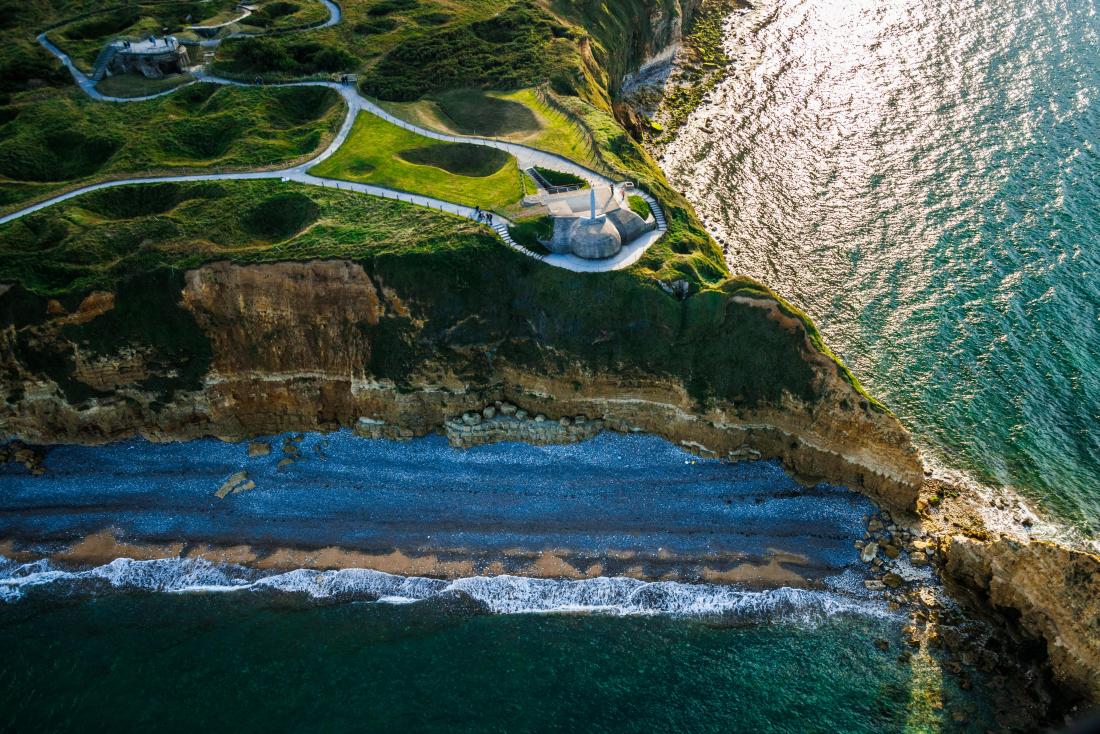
[662,0,1100,536]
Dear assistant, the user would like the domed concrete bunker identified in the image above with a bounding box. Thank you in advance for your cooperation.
[541,184,656,260]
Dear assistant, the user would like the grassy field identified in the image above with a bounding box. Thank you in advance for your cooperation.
[211,0,517,80]
[377,87,599,169]
[310,111,523,209]
[0,179,497,296]
[0,84,344,213]
[94,73,196,98]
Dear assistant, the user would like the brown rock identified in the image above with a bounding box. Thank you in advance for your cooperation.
[943,536,1100,701]
[248,441,271,457]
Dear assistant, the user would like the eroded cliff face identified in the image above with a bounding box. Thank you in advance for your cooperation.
[6,258,1098,701]
[1,258,922,513]
[942,536,1100,701]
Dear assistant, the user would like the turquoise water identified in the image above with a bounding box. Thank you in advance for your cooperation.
[0,433,1026,730]
[662,0,1100,536]
[0,594,995,733]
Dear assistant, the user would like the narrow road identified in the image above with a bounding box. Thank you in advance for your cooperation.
[8,18,666,273]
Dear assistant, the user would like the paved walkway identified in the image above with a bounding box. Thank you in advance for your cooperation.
[10,17,666,273]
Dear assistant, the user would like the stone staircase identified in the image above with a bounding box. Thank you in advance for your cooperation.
[90,43,120,81]
[525,166,584,195]
[490,219,546,261]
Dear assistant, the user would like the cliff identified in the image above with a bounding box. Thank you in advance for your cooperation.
[942,536,1100,701]
[0,258,923,514]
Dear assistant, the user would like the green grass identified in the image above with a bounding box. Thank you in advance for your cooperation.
[397,144,510,177]
[212,0,516,79]
[507,214,552,254]
[533,166,586,189]
[0,84,344,212]
[0,179,496,296]
[45,1,240,72]
[0,179,819,409]
[627,194,650,219]
[238,0,331,31]
[94,73,195,99]
[358,1,581,101]
[377,87,601,170]
[310,111,523,209]
[431,88,539,136]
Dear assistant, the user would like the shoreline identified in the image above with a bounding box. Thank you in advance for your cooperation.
[0,431,877,589]
[0,530,833,589]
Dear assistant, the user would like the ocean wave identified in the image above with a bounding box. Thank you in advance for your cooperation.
[0,556,890,623]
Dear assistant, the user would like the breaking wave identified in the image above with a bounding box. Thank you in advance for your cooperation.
[0,556,889,624]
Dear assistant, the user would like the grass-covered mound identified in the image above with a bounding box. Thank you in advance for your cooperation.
[0,84,343,212]
[239,0,331,31]
[0,180,494,296]
[397,144,510,177]
[380,87,600,170]
[359,1,579,101]
[213,0,517,80]
[311,112,522,209]
[431,89,539,136]
[627,194,650,219]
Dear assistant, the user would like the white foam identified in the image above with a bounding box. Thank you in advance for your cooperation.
[0,556,890,624]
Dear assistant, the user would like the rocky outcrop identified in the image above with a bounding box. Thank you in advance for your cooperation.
[942,535,1100,701]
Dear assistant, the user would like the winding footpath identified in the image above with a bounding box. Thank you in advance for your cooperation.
[8,7,665,273]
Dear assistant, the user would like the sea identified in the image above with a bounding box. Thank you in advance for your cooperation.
[1,433,1008,732]
[2,0,1096,728]
[661,0,1100,540]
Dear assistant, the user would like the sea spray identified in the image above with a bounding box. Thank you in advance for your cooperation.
[0,556,892,624]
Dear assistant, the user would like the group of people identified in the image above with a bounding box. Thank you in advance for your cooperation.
[473,206,494,225]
